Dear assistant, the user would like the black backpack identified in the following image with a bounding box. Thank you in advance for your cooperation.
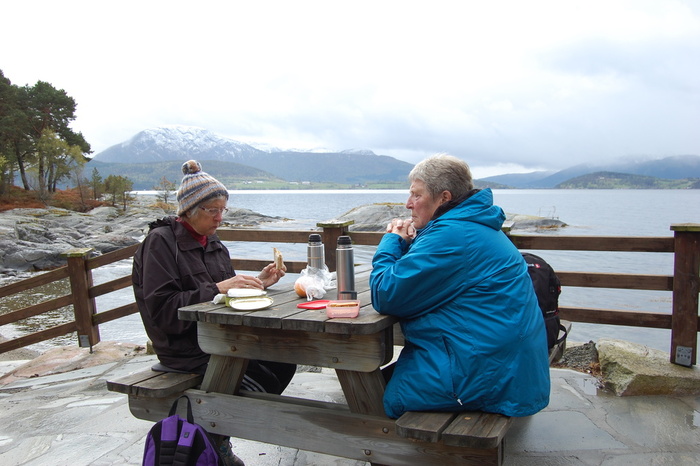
[522,252,567,350]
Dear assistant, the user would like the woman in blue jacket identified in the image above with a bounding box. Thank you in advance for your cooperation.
[370,154,550,419]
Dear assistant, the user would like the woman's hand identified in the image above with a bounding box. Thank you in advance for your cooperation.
[386,218,416,244]
[216,274,265,293]
[257,262,286,289]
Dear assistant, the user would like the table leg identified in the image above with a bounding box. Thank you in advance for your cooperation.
[335,368,386,417]
[201,354,249,394]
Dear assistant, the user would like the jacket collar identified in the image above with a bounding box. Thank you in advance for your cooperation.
[431,189,480,221]
[149,216,222,252]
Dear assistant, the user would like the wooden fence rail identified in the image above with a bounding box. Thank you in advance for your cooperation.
[0,222,698,366]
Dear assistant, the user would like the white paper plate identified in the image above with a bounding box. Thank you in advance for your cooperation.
[228,297,274,311]
[227,288,267,298]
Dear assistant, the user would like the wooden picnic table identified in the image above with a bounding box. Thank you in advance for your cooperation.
[116,266,511,465]
[179,266,396,417]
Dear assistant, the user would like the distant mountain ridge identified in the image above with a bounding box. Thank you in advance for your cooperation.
[482,155,700,188]
[90,126,413,188]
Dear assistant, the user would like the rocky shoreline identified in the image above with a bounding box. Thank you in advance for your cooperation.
[0,203,285,275]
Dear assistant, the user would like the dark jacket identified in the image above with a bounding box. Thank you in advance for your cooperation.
[132,217,233,371]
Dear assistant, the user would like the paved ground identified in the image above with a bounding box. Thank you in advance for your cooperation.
[0,348,699,465]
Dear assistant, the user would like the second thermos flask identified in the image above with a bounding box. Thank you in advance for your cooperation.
[336,235,356,299]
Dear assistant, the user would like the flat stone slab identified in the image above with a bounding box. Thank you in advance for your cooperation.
[0,341,148,386]
[508,410,626,452]
[598,338,700,396]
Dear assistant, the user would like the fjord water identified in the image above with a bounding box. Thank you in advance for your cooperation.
[224,188,699,237]
[8,189,700,354]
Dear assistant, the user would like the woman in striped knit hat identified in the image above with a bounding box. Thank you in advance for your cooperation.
[132,160,295,465]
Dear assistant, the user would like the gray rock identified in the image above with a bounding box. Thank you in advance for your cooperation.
[0,238,78,270]
[222,207,285,228]
[332,203,567,232]
[598,338,700,396]
[333,203,411,232]
[85,234,141,253]
[505,213,567,229]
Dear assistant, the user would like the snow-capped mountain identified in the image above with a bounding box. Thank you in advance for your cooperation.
[246,141,284,153]
[93,126,383,163]
[95,125,266,163]
[88,126,413,188]
[341,149,377,156]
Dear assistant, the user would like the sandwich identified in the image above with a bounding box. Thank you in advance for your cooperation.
[273,247,287,271]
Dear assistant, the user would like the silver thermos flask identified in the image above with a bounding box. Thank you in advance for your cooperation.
[336,235,356,300]
[307,233,325,269]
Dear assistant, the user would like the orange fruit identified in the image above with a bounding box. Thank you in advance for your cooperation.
[294,279,307,298]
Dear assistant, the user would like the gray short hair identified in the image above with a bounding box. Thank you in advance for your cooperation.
[409,153,473,199]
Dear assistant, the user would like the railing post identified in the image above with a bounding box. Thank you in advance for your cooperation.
[63,248,100,349]
[670,224,700,366]
[317,220,354,272]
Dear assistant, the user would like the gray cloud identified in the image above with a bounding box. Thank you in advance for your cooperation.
[2,1,698,177]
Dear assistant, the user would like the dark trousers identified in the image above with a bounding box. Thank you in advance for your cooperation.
[243,360,297,394]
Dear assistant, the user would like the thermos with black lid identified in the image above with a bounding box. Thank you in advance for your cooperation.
[335,235,356,300]
[307,233,325,269]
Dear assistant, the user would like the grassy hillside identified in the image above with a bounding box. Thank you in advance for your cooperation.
[87,159,285,190]
[556,171,700,189]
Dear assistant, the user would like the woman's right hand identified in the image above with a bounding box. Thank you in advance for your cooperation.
[216,274,264,294]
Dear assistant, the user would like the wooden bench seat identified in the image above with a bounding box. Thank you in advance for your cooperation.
[108,369,512,464]
[396,410,512,450]
[106,369,203,398]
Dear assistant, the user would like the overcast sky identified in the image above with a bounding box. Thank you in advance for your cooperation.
[3,1,699,178]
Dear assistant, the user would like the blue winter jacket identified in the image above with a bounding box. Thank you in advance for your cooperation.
[370,188,550,419]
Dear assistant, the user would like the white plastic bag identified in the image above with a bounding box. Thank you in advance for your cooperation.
[295,266,334,301]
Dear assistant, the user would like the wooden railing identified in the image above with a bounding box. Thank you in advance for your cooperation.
[0,222,698,366]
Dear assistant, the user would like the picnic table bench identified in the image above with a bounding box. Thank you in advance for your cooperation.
[108,268,568,465]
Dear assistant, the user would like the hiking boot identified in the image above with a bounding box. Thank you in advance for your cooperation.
[218,439,245,466]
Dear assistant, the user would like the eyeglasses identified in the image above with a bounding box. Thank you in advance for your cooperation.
[199,206,229,216]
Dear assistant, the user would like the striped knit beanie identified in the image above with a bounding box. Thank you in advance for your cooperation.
[176,160,229,216]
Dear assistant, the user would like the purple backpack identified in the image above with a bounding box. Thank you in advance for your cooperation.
[143,395,223,466]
